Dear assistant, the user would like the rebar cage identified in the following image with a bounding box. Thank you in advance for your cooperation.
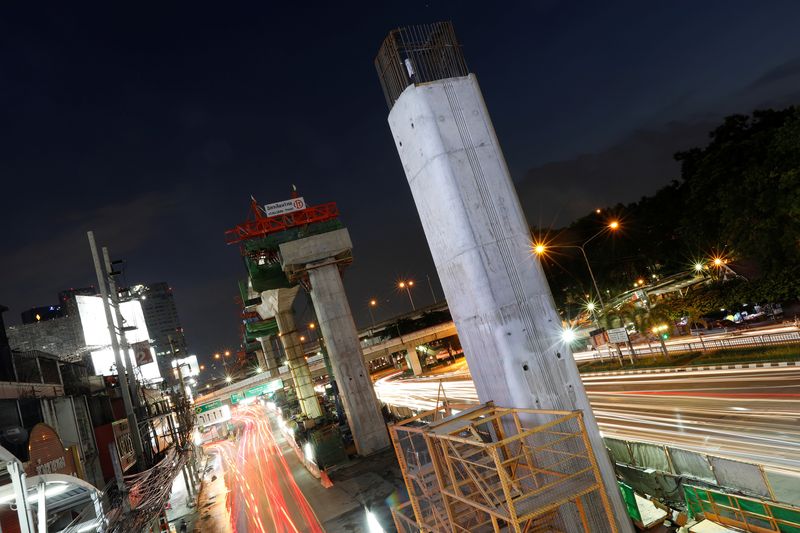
[375,21,469,109]
[389,402,617,533]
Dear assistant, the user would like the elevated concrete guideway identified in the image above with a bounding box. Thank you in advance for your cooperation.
[197,320,460,407]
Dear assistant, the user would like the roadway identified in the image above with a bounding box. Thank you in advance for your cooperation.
[374,365,800,471]
[207,405,324,533]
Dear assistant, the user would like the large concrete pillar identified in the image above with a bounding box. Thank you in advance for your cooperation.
[378,23,631,532]
[404,344,423,375]
[258,287,322,419]
[280,229,390,456]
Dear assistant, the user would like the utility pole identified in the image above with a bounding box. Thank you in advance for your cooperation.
[426,274,438,304]
[102,247,141,414]
[88,231,145,467]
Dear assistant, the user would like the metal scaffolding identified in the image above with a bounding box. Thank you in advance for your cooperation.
[390,402,617,533]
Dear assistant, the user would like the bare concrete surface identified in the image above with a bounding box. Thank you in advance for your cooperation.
[272,419,406,532]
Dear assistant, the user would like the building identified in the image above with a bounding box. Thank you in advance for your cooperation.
[20,304,63,324]
[129,282,188,380]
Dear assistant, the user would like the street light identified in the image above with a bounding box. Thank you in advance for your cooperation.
[398,280,416,311]
[368,299,378,328]
[225,376,232,384]
[214,353,220,360]
[309,323,315,330]
[532,220,620,309]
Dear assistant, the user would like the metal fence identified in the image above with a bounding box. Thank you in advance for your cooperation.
[604,437,800,509]
[591,330,800,360]
[375,21,469,108]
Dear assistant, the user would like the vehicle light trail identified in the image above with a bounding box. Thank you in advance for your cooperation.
[374,366,800,471]
[207,404,324,533]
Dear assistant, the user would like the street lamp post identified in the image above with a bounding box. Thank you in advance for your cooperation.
[368,299,377,328]
[533,221,619,310]
[398,280,416,311]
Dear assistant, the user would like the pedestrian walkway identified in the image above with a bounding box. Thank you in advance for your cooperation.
[165,464,198,532]
[194,450,233,533]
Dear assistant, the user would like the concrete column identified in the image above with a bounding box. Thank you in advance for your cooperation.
[255,349,267,371]
[279,228,390,456]
[259,287,322,419]
[404,344,423,375]
[257,336,280,377]
[306,263,390,455]
[274,313,322,419]
[387,73,631,531]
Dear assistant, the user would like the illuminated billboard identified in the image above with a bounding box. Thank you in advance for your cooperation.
[76,295,162,382]
[171,355,200,377]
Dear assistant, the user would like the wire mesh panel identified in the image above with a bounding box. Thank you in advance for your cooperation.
[375,21,469,109]
[389,404,467,532]
[428,404,615,532]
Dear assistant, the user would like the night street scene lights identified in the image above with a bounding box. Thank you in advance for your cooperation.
[398,280,416,310]
[532,219,621,308]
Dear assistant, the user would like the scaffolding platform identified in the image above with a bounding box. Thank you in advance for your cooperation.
[389,402,617,533]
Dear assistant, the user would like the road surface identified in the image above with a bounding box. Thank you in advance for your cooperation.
[374,365,800,471]
[207,405,324,533]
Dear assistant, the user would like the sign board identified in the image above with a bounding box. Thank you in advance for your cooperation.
[132,341,153,365]
[195,400,222,414]
[265,197,306,217]
[243,379,283,398]
[196,405,231,428]
[607,327,630,344]
[25,423,76,477]
[112,419,136,472]
[231,379,283,404]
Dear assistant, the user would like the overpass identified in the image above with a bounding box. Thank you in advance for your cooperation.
[196,320,459,406]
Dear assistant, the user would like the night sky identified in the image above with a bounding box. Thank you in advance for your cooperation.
[3,2,800,368]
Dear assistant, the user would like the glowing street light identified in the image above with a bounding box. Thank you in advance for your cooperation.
[586,302,596,312]
[532,221,621,309]
[224,350,231,357]
[309,322,315,329]
[299,335,306,342]
[256,366,263,374]
[694,262,704,273]
[368,299,378,328]
[214,353,220,360]
[713,257,723,267]
[398,280,416,311]
[561,327,577,343]
[225,376,232,383]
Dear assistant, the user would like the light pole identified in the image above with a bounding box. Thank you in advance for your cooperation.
[368,299,377,328]
[426,274,438,304]
[398,280,416,311]
[533,221,619,310]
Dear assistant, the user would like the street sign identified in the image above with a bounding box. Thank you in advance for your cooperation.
[132,341,153,365]
[265,197,306,217]
[607,327,629,344]
[196,405,231,428]
[231,379,283,405]
[243,379,283,398]
[195,400,222,414]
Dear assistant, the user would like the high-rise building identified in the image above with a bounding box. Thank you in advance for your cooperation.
[129,283,188,379]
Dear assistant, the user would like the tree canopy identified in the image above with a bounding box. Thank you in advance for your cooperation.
[537,106,800,311]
